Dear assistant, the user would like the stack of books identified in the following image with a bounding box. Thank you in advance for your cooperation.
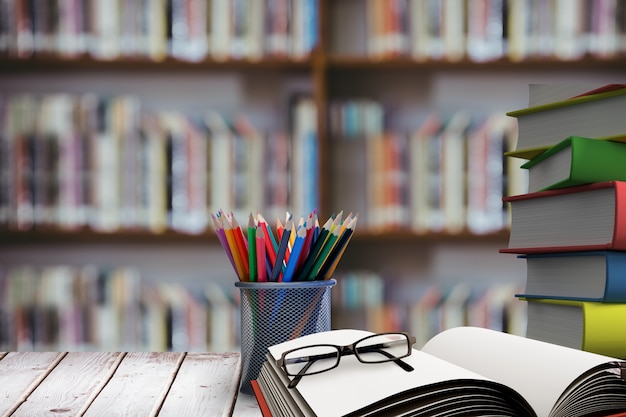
[502,84,626,358]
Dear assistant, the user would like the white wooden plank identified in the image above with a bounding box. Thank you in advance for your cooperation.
[233,392,263,417]
[0,352,65,416]
[83,352,184,417]
[158,352,242,417]
[11,352,124,416]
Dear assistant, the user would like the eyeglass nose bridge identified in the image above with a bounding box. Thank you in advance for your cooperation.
[339,344,358,357]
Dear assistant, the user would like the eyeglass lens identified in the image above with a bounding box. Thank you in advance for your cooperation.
[355,333,411,363]
[283,345,340,376]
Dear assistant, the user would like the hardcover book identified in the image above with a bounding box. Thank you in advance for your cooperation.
[506,85,626,159]
[522,136,626,193]
[251,327,626,417]
[516,251,626,302]
[524,298,626,358]
[500,181,626,254]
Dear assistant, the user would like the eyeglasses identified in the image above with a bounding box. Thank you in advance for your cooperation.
[277,332,416,389]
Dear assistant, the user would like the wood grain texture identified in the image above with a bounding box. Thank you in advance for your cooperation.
[10,352,124,417]
[82,352,184,417]
[0,352,65,416]
[158,352,242,417]
[0,352,261,416]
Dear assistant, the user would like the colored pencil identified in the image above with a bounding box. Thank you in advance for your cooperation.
[247,213,257,282]
[211,214,238,277]
[298,215,315,270]
[319,214,358,280]
[221,214,245,280]
[282,225,307,282]
[276,217,284,241]
[231,213,250,279]
[257,214,277,272]
[307,225,341,280]
[289,215,300,250]
[213,210,358,283]
[271,219,293,282]
[255,225,267,282]
[296,216,333,281]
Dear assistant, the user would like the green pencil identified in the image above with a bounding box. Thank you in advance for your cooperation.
[306,225,341,280]
[296,216,332,281]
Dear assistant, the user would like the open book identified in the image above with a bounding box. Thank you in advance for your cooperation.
[251,327,626,417]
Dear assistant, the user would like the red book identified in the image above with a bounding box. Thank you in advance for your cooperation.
[250,379,273,417]
[501,181,626,254]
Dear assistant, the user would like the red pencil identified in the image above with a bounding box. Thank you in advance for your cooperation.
[257,214,277,271]
[256,225,267,282]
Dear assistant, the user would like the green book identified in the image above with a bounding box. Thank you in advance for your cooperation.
[522,136,626,193]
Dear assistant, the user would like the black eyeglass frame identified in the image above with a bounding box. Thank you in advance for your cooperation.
[277,332,416,388]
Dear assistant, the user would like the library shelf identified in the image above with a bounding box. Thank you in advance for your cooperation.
[0,56,316,74]
[0,228,217,246]
[0,228,509,246]
[325,55,626,71]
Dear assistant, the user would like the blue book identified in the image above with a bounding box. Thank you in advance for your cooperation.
[516,251,626,302]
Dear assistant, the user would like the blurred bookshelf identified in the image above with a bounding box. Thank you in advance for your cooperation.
[0,264,525,351]
[1,0,625,351]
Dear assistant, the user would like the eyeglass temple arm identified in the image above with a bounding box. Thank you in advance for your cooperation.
[287,358,316,389]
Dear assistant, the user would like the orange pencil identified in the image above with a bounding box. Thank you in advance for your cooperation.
[221,213,245,280]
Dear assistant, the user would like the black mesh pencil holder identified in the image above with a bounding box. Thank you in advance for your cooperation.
[235,279,336,395]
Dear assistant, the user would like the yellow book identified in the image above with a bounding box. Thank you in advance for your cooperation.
[524,298,626,358]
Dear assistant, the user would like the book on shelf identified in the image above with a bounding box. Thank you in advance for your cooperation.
[0,264,239,352]
[506,85,626,159]
[408,113,442,233]
[366,0,409,58]
[523,297,626,358]
[517,251,626,303]
[441,111,471,234]
[0,0,317,61]
[522,136,626,193]
[290,95,318,217]
[465,0,505,62]
[467,113,521,234]
[251,327,626,417]
[500,180,626,254]
[366,132,409,230]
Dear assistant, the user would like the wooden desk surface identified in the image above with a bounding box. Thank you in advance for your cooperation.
[0,352,261,417]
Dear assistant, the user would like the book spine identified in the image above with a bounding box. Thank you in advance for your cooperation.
[604,252,626,302]
[612,181,626,249]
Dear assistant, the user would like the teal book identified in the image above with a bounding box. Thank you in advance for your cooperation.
[522,136,626,193]
[516,251,626,303]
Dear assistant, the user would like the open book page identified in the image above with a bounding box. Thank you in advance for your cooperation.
[267,329,524,417]
[421,326,622,417]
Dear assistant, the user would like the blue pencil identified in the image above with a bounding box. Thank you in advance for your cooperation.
[282,225,307,282]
